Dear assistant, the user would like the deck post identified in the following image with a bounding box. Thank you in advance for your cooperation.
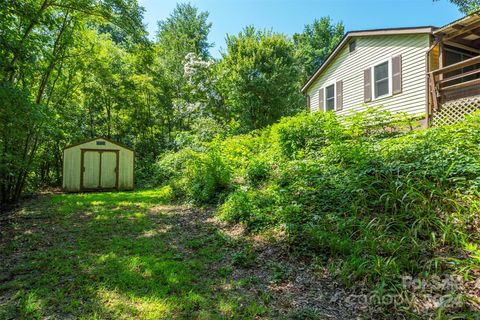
[428,73,439,112]
[438,40,444,81]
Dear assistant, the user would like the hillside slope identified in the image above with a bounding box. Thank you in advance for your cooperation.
[156,108,480,317]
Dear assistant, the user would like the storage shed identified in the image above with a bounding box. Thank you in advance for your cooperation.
[63,137,134,192]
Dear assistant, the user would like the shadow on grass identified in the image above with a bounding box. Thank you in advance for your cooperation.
[0,189,267,319]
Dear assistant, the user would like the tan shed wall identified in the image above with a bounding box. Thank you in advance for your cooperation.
[63,147,82,192]
[119,149,134,189]
[62,139,134,192]
[306,34,431,116]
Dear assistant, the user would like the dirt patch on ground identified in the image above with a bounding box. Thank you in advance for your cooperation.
[147,205,376,319]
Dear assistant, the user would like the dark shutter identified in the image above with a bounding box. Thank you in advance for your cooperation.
[392,55,402,94]
[307,95,311,110]
[363,68,372,103]
[318,88,324,111]
[336,80,343,111]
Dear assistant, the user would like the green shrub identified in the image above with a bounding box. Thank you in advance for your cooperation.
[219,186,279,232]
[183,144,232,204]
[155,143,232,204]
[270,111,343,159]
[342,106,423,138]
[155,148,197,183]
[245,159,270,186]
[217,132,264,174]
[156,108,480,303]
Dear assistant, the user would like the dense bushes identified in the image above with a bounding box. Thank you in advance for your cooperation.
[155,108,480,304]
[155,143,231,204]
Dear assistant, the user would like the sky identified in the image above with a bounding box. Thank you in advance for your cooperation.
[139,0,463,58]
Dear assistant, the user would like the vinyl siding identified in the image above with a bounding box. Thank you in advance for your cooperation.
[306,34,431,116]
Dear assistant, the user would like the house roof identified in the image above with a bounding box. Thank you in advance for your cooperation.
[63,136,135,152]
[434,10,480,36]
[301,26,437,93]
[433,11,480,54]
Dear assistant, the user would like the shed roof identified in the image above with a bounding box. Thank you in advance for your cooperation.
[301,26,437,93]
[63,137,134,152]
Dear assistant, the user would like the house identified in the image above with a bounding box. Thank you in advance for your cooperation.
[301,12,480,126]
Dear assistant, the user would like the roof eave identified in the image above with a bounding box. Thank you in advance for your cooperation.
[433,10,480,36]
[63,136,135,152]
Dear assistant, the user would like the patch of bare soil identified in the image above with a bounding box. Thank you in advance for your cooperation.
[149,206,480,319]
[216,221,381,319]
[148,205,377,319]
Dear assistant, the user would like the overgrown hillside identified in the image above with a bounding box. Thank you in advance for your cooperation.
[155,108,480,317]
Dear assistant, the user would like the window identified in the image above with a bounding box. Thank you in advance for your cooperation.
[349,40,356,53]
[373,60,390,98]
[325,84,335,111]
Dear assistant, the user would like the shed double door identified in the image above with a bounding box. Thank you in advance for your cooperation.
[81,150,119,190]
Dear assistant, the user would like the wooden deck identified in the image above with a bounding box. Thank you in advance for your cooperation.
[427,12,480,125]
[428,55,480,109]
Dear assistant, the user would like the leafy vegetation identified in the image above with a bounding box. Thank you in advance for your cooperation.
[293,17,345,82]
[438,0,480,13]
[1,0,472,205]
[155,108,480,316]
[220,27,304,132]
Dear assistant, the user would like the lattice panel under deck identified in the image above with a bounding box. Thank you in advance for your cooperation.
[431,95,480,126]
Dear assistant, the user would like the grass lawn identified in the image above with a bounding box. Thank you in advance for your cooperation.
[0,189,363,319]
[0,189,271,319]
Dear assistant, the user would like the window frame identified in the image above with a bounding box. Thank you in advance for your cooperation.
[370,58,393,101]
[322,81,337,112]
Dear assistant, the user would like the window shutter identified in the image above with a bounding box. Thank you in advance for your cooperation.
[306,95,311,110]
[318,88,324,111]
[392,55,402,94]
[336,80,343,111]
[363,68,372,102]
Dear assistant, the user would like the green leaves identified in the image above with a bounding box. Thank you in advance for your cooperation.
[0,0,148,203]
[220,27,304,132]
[157,108,480,312]
[434,0,480,13]
[157,3,213,59]
[293,17,345,82]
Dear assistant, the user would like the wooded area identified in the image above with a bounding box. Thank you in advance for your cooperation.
[0,0,345,205]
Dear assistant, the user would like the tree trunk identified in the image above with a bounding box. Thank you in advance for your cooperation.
[36,11,71,104]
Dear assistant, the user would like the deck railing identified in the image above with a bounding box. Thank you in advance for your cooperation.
[428,55,480,112]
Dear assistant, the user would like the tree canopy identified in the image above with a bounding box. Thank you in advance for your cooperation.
[441,0,480,13]
[221,27,304,131]
[293,17,344,82]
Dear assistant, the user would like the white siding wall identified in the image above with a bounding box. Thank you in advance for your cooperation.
[307,34,431,116]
